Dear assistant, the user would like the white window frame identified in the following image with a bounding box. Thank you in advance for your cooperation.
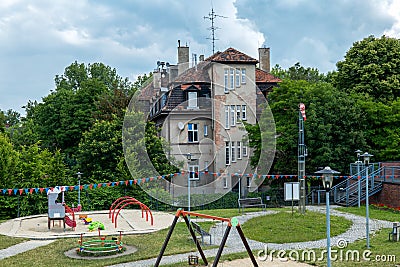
[242,105,247,121]
[224,69,229,93]
[188,123,198,143]
[231,141,236,162]
[241,68,246,84]
[225,141,230,165]
[237,141,242,159]
[204,161,209,172]
[187,91,198,108]
[225,105,230,129]
[235,68,240,87]
[243,144,248,157]
[223,175,228,188]
[229,68,234,90]
[246,176,251,188]
[204,125,208,136]
[189,165,199,180]
[230,105,236,126]
[236,105,241,123]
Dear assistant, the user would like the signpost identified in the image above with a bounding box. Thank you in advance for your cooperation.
[285,182,300,215]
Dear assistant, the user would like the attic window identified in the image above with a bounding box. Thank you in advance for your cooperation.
[187,91,198,108]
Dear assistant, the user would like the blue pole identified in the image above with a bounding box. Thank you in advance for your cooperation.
[357,162,360,207]
[366,166,370,248]
[326,190,331,267]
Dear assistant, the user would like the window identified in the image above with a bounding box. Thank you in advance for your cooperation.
[236,105,241,122]
[188,92,198,108]
[243,144,248,157]
[224,69,229,93]
[236,68,240,87]
[231,141,236,162]
[247,176,251,187]
[225,142,230,165]
[189,165,199,180]
[225,106,230,129]
[204,125,208,136]
[241,68,246,84]
[223,175,228,188]
[229,69,234,90]
[204,161,209,172]
[237,141,242,159]
[188,123,198,142]
[242,105,247,120]
[230,105,236,126]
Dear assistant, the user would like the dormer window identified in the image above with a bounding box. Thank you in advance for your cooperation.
[187,91,198,108]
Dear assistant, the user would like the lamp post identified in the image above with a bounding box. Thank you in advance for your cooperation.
[76,172,83,207]
[186,153,192,213]
[355,149,362,208]
[315,166,340,267]
[361,152,373,249]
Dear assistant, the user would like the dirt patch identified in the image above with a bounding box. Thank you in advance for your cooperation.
[64,245,137,260]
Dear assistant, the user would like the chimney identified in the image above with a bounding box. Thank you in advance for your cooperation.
[153,70,161,89]
[177,40,189,75]
[258,47,270,73]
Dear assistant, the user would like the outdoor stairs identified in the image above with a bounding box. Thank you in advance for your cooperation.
[332,167,384,207]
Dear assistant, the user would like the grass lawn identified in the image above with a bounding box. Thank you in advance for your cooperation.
[242,210,352,243]
[336,206,400,222]
[191,207,284,219]
[0,235,29,250]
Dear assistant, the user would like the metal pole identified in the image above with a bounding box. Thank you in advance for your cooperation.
[212,225,231,267]
[188,168,191,213]
[76,172,82,206]
[236,225,259,266]
[326,190,331,267]
[366,165,370,248]
[183,214,208,265]
[154,214,180,267]
[357,162,360,207]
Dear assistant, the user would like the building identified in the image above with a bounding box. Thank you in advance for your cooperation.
[138,41,280,200]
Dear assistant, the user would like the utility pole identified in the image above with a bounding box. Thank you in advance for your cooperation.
[204,8,226,54]
[298,103,307,214]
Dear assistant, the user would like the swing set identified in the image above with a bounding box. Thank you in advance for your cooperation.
[155,209,258,267]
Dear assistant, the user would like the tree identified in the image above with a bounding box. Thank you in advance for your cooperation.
[271,62,327,83]
[333,35,400,102]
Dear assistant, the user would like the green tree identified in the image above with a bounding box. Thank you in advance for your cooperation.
[271,62,327,83]
[333,35,400,102]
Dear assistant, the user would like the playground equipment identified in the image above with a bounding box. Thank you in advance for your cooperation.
[109,196,153,228]
[47,186,80,230]
[78,231,124,255]
[155,209,258,267]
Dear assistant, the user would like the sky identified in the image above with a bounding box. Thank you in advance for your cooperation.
[1,0,399,114]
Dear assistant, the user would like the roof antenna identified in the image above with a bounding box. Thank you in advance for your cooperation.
[204,6,227,54]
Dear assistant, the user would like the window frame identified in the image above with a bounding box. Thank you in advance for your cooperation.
[231,141,236,162]
[230,105,236,126]
[187,91,198,108]
[225,141,231,165]
[188,123,199,143]
[242,105,247,121]
[189,165,199,180]
[237,141,242,159]
[241,68,246,84]
[225,105,230,129]
[224,69,229,93]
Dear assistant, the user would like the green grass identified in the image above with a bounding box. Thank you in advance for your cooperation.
[192,207,287,219]
[336,206,400,222]
[242,210,352,243]
[0,235,29,250]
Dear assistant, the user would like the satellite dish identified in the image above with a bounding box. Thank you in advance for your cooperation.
[178,122,184,130]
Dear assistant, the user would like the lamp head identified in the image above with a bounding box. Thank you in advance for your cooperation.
[315,166,340,191]
[361,152,373,165]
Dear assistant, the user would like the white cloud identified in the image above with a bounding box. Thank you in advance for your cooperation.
[384,0,400,38]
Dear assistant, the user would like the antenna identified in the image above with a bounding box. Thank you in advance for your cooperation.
[204,7,227,54]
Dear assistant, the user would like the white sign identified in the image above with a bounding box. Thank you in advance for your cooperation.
[284,182,300,201]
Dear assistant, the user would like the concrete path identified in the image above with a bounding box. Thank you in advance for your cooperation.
[0,240,55,260]
[109,206,393,267]
[0,206,393,265]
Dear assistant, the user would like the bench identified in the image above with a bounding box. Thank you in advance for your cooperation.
[191,221,212,245]
[238,197,266,213]
[388,223,400,241]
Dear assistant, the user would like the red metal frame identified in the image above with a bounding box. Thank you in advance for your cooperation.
[109,196,153,228]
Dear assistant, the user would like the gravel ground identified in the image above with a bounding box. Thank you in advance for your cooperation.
[108,206,393,267]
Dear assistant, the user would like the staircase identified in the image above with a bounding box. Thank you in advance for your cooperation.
[332,167,384,207]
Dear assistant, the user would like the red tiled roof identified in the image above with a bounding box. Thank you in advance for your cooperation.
[255,68,282,83]
[206,47,258,63]
[172,60,211,84]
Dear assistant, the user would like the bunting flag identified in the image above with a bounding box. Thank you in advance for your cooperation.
[0,170,365,197]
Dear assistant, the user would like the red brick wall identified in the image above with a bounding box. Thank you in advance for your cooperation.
[370,183,400,208]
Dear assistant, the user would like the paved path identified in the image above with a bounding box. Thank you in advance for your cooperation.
[109,206,392,267]
[0,206,393,265]
[0,240,55,260]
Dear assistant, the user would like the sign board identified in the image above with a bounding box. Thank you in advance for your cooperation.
[284,182,300,201]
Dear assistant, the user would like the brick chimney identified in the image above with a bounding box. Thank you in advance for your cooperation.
[258,47,270,73]
[177,40,189,75]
